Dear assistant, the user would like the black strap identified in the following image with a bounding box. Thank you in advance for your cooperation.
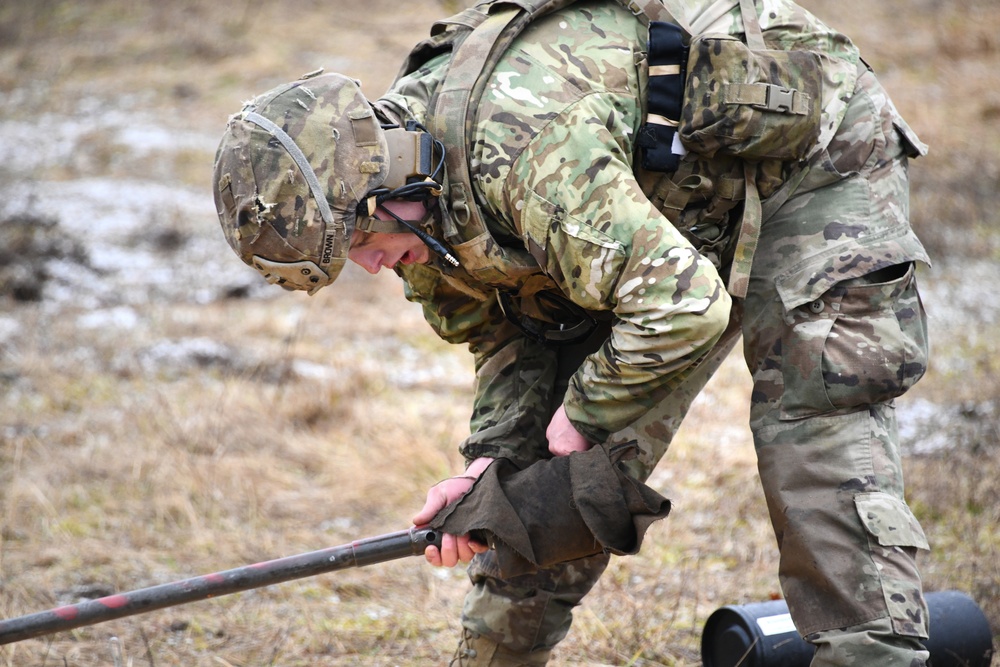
[497,290,597,346]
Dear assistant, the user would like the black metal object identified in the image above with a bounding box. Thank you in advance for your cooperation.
[701,590,995,667]
[0,526,441,645]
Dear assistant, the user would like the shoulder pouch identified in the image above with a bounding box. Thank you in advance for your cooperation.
[680,32,823,161]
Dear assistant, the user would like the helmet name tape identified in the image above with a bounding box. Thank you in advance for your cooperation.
[320,232,337,266]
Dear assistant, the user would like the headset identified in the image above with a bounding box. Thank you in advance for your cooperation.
[356,120,459,266]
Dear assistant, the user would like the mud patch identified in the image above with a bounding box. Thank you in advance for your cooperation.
[0,212,90,302]
[0,89,265,309]
[0,175,262,308]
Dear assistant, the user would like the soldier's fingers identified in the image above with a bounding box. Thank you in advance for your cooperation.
[440,532,460,568]
[424,545,443,567]
[412,485,448,526]
[455,535,476,563]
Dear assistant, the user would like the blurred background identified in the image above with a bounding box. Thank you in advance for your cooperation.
[1,0,997,664]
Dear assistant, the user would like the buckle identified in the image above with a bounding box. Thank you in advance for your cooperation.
[625,0,645,18]
[764,85,795,113]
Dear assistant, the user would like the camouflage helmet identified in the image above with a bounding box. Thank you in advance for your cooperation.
[213,71,388,294]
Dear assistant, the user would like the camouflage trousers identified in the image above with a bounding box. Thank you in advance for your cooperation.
[458,67,931,665]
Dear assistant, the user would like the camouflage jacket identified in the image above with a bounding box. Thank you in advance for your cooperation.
[381,0,863,466]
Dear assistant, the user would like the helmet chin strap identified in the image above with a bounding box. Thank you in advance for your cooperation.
[378,205,460,267]
[357,185,460,267]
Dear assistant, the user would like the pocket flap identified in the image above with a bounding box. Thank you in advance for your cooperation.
[773,225,931,312]
[855,491,929,550]
[893,116,929,158]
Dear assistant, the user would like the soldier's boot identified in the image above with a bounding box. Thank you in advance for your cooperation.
[449,629,552,666]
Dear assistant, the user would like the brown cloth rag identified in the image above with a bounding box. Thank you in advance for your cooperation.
[428,443,672,578]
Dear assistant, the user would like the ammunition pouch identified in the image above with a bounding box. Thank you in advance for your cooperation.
[679,34,823,162]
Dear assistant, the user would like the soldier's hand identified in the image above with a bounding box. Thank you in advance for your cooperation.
[412,457,493,567]
[547,405,594,456]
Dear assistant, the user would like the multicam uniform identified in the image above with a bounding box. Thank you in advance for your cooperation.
[381,1,932,664]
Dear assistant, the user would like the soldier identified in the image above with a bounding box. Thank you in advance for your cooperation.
[212,0,932,664]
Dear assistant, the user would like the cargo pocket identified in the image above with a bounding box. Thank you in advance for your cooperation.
[779,262,928,419]
[855,491,930,638]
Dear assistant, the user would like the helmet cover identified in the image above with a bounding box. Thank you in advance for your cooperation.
[213,72,389,293]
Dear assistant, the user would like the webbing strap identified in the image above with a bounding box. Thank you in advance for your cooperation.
[431,7,490,34]
[727,161,761,298]
[725,0,765,299]
[619,0,693,34]
[738,0,767,50]
[727,160,810,297]
[651,163,703,216]
[428,5,524,242]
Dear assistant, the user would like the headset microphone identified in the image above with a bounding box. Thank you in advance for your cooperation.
[377,205,460,267]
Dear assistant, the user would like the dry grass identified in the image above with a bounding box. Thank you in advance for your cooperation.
[1,0,998,665]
